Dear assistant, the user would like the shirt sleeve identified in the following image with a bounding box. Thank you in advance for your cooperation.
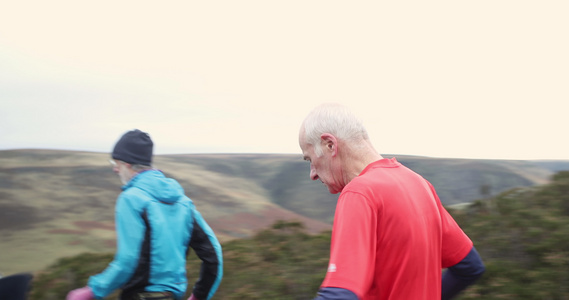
[88,193,146,298]
[320,191,377,298]
[429,183,473,268]
[441,246,485,300]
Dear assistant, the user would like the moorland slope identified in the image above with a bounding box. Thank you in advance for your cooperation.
[0,149,564,275]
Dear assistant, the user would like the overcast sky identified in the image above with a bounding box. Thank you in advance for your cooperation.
[1,1,567,160]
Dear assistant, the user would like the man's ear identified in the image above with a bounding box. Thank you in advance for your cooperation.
[320,133,338,157]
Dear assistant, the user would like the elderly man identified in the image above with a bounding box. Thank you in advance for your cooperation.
[299,104,484,300]
[67,129,223,300]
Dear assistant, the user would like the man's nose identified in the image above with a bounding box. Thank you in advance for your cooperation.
[310,166,318,181]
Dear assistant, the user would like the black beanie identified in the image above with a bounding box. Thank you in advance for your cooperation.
[112,129,153,165]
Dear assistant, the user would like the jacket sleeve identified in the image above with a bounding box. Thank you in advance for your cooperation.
[442,246,485,300]
[88,193,146,299]
[188,209,223,300]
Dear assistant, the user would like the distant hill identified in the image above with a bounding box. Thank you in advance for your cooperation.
[393,155,553,205]
[530,160,569,173]
[0,149,564,275]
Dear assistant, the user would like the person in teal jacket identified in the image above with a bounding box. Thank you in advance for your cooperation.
[66,129,223,300]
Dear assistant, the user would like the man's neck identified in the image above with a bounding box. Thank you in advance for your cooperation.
[341,140,383,183]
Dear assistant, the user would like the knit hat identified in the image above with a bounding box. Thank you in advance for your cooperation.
[111,129,153,165]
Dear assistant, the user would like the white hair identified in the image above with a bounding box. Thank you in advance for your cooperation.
[132,164,153,172]
[302,103,369,156]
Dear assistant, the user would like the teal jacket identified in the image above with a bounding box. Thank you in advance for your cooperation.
[88,170,223,300]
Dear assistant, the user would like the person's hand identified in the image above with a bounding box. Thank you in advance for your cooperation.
[66,286,94,300]
[188,294,199,300]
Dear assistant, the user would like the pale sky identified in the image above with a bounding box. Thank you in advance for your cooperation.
[1,1,568,160]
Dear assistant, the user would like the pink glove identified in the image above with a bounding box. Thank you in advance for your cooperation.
[188,294,200,300]
[66,286,94,300]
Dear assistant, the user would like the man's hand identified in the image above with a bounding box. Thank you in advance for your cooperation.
[66,286,94,300]
[188,294,199,300]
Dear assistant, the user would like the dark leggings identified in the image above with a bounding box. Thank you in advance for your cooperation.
[0,273,33,300]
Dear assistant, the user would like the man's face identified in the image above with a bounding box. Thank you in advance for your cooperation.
[299,130,343,194]
[110,159,132,185]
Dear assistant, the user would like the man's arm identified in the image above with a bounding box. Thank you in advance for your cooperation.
[441,246,485,300]
[314,287,358,300]
[188,209,223,300]
[87,194,146,298]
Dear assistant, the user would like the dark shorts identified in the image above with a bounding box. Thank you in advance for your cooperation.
[130,291,175,300]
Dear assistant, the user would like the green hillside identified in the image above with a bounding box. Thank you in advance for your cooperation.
[450,171,569,299]
[0,149,562,276]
